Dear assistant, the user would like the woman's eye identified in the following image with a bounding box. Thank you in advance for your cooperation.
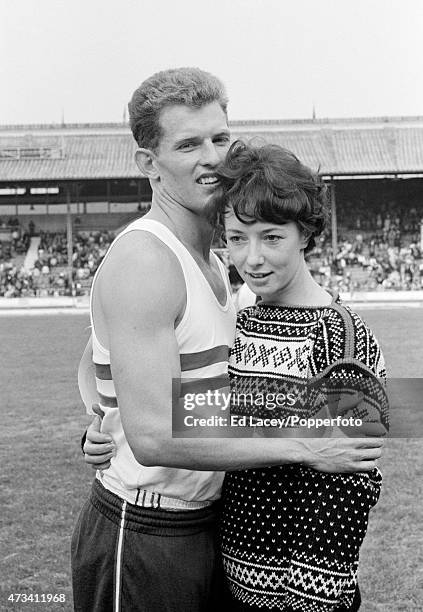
[228,236,244,244]
[265,235,282,242]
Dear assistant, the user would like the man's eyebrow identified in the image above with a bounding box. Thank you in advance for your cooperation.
[212,131,231,142]
[174,136,201,147]
[175,130,230,145]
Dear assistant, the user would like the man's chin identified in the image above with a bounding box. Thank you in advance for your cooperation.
[200,199,222,228]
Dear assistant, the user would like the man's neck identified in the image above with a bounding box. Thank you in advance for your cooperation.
[144,198,215,261]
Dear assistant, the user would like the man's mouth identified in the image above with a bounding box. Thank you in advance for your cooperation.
[196,174,219,185]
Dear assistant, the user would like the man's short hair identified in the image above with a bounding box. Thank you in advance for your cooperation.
[210,140,329,254]
[128,67,228,151]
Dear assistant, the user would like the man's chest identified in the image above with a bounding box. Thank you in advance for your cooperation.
[194,259,227,306]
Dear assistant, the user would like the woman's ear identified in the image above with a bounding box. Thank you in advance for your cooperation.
[135,148,160,180]
[300,229,312,251]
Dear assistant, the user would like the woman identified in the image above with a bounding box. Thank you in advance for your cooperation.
[84,141,388,611]
[211,141,388,611]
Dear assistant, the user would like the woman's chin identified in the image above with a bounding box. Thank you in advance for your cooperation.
[243,280,261,297]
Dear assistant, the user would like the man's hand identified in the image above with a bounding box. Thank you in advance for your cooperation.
[303,437,384,473]
[83,413,116,471]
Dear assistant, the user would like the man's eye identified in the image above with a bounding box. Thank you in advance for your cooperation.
[179,142,195,150]
[227,236,245,244]
[214,136,230,145]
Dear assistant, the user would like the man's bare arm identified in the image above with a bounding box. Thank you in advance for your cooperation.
[78,336,97,414]
[78,336,116,465]
[95,232,383,473]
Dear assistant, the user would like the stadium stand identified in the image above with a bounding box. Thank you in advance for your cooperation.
[1,117,423,297]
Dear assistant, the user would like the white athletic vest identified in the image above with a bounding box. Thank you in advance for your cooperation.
[89,218,236,508]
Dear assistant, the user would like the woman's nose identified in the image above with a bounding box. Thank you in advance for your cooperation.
[246,244,264,267]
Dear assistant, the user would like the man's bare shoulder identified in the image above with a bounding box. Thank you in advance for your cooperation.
[96,229,186,322]
[105,229,179,270]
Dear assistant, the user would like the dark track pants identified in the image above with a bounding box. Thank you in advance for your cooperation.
[71,480,228,612]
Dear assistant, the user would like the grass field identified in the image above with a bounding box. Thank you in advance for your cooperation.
[1,308,422,611]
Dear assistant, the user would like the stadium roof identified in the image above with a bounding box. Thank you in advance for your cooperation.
[1,116,423,182]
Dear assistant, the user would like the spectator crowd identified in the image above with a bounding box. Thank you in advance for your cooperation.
[0,200,422,298]
[309,234,422,292]
[307,199,423,292]
[0,223,114,297]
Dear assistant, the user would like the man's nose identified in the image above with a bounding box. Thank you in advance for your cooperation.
[200,140,221,166]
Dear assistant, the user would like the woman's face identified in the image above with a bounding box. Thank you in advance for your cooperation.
[224,209,309,303]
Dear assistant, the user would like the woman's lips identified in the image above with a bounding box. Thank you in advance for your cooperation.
[246,272,272,283]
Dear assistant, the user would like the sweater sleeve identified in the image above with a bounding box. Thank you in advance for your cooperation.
[309,305,389,437]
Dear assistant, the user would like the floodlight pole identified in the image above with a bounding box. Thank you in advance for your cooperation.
[66,185,73,292]
[330,179,338,257]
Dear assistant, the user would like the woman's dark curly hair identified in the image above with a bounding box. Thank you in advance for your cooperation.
[208,140,329,254]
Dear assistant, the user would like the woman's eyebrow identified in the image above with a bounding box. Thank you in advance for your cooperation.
[261,226,287,232]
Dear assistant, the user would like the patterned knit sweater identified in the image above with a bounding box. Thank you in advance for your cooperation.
[220,296,389,611]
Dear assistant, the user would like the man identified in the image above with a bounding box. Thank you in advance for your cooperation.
[72,67,383,612]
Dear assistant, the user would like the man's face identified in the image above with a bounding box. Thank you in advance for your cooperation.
[152,102,230,213]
